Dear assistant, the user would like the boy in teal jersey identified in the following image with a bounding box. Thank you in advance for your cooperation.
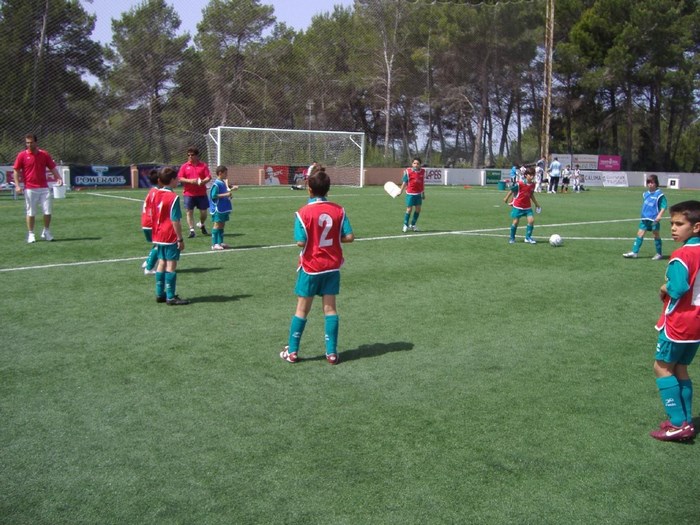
[504,166,541,244]
[398,157,426,232]
[208,166,238,250]
[141,169,160,275]
[623,174,667,259]
[151,168,189,306]
[280,166,354,365]
[649,200,700,441]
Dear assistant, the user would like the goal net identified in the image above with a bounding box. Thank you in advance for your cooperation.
[206,126,365,187]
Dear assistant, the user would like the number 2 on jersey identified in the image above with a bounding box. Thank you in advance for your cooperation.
[318,213,334,247]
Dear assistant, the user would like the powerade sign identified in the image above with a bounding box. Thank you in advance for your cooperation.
[71,165,131,188]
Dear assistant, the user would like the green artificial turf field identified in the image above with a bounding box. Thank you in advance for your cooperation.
[1,185,699,524]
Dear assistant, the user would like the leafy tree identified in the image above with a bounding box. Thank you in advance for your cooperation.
[105,0,189,162]
[0,0,103,161]
[195,0,275,126]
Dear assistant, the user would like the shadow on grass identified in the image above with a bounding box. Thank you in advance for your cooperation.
[178,267,224,274]
[188,294,252,304]
[303,341,414,363]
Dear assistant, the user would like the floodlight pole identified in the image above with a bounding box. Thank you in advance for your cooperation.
[541,0,555,162]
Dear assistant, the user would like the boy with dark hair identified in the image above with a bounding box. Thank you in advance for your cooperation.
[650,200,700,441]
[140,169,160,275]
[623,174,667,259]
[208,165,238,250]
[398,157,425,232]
[280,166,354,365]
[150,167,189,305]
[504,166,541,244]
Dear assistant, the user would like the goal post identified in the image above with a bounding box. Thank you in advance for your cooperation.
[206,126,365,187]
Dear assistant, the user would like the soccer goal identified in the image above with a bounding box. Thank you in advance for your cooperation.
[206,126,365,187]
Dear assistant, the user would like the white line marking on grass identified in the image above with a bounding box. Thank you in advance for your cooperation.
[0,217,645,273]
[86,192,144,202]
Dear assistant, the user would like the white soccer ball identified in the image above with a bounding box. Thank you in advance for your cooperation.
[549,234,563,247]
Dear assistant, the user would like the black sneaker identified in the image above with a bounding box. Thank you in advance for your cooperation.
[166,295,190,306]
[188,229,196,238]
[200,225,208,235]
[156,296,167,303]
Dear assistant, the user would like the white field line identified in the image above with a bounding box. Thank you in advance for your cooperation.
[1,217,651,273]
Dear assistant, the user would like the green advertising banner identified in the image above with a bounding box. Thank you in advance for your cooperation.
[485,170,502,185]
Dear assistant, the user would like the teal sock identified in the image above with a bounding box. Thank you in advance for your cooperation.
[411,212,420,226]
[404,212,411,226]
[146,246,158,271]
[212,230,217,245]
[657,375,685,426]
[679,379,693,422]
[165,271,177,300]
[324,314,339,355]
[213,228,223,245]
[632,236,643,253]
[526,224,533,238]
[654,238,662,255]
[510,225,517,239]
[155,271,165,298]
[288,315,307,354]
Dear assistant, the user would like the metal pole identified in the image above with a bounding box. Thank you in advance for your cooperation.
[541,0,555,162]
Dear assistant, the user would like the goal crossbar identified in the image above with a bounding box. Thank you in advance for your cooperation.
[206,126,365,187]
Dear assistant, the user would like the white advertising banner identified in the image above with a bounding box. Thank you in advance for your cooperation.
[602,171,629,187]
[424,167,445,185]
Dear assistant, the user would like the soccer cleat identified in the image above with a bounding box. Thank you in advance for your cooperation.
[144,268,156,275]
[27,231,36,244]
[326,353,339,365]
[660,419,696,436]
[650,421,695,441]
[220,243,231,249]
[141,260,148,269]
[211,244,224,251]
[280,346,298,363]
[156,296,167,303]
[410,225,420,232]
[651,253,663,261]
[188,229,196,238]
[402,224,408,233]
[622,252,638,258]
[524,237,537,244]
[201,225,208,235]
[508,238,515,244]
[40,229,54,241]
[166,295,190,306]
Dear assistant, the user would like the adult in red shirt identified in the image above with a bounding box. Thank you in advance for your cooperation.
[177,146,211,238]
[13,134,63,243]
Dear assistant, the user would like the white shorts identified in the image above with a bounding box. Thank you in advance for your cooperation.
[24,188,52,217]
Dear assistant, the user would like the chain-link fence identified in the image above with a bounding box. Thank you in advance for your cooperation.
[1,0,698,171]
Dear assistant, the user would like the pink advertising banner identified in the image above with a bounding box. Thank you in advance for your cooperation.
[597,155,621,171]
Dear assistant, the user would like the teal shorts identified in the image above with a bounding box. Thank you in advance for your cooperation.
[156,244,181,261]
[211,211,230,223]
[655,329,699,365]
[405,194,423,207]
[143,228,152,243]
[639,219,660,232]
[510,207,533,219]
[295,269,340,297]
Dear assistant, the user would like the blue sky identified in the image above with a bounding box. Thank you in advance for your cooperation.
[81,0,354,43]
